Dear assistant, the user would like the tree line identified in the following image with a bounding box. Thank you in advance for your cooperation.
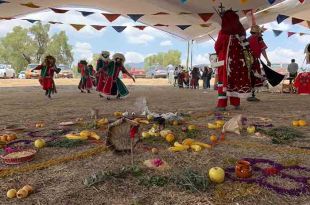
[0,22,73,73]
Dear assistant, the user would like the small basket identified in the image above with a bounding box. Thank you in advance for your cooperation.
[1,149,37,165]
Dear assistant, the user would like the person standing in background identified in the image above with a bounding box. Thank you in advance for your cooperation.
[287,59,299,84]
[206,67,213,89]
[202,67,209,89]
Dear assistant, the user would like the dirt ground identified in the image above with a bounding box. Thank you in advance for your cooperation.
[0,78,309,205]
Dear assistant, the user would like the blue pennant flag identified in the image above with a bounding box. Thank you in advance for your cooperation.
[267,0,276,4]
[79,11,95,17]
[23,19,39,23]
[276,14,289,24]
[180,0,187,3]
[272,30,283,37]
[0,0,9,4]
[112,26,127,33]
[176,25,191,30]
[127,14,144,22]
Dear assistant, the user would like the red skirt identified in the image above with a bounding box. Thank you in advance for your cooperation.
[96,72,108,92]
[40,77,54,90]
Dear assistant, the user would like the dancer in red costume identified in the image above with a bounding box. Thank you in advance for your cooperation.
[96,51,110,98]
[247,25,271,101]
[78,60,94,93]
[32,55,60,99]
[214,10,252,110]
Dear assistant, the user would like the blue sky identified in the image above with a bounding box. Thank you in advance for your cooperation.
[0,7,309,67]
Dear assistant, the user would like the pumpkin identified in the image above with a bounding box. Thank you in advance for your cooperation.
[165,134,175,143]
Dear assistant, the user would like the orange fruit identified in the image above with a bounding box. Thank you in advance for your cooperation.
[210,135,217,143]
[292,121,299,126]
[298,120,307,127]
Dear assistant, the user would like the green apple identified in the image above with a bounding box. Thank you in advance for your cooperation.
[209,167,225,183]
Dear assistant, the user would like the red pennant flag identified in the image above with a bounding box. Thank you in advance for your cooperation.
[292,17,304,25]
[307,21,310,29]
[50,8,69,14]
[299,0,304,3]
[70,24,85,31]
[0,17,15,20]
[154,24,168,27]
[91,25,106,31]
[288,32,296,37]
[133,26,147,30]
[102,13,121,22]
[153,12,169,15]
[198,13,213,22]
[200,23,212,27]
[20,2,40,8]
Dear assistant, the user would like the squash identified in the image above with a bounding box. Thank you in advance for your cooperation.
[65,133,88,140]
[173,142,189,149]
[80,130,91,138]
[168,146,188,152]
[22,185,33,193]
[182,138,194,146]
[159,129,172,138]
[190,145,202,152]
[165,134,175,143]
[17,189,28,199]
[192,141,212,149]
[298,120,307,126]
[89,132,100,140]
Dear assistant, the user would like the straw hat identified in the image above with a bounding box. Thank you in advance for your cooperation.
[250,25,263,34]
[101,51,110,56]
[112,53,126,62]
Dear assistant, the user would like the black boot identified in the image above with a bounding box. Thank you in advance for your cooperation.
[247,90,260,102]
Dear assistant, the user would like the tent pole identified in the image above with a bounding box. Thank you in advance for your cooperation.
[186,41,190,70]
[190,40,193,70]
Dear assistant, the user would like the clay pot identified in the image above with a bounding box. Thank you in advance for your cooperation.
[235,160,252,178]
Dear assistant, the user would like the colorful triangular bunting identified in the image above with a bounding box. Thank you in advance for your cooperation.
[267,0,276,4]
[178,12,192,15]
[299,0,304,3]
[154,24,168,27]
[200,23,212,27]
[20,2,40,8]
[198,13,213,22]
[0,1,9,4]
[127,14,144,22]
[133,26,147,30]
[0,17,14,20]
[240,0,249,4]
[70,24,85,31]
[276,14,289,24]
[50,8,69,14]
[300,33,305,36]
[292,17,304,25]
[79,11,95,17]
[23,19,39,23]
[288,32,296,37]
[180,0,187,3]
[153,12,169,15]
[49,21,62,24]
[102,13,121,22]
[272,30,283,37]
[91,25,106,31]
[176,25,191,30]
[112,26,126,33]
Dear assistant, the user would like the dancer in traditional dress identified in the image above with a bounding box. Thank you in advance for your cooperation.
[247,25,270,101]
[214,10,252,110]
[190,67,201,89]
[96,51,110,97]
[78,60,94,93]
[32,55,60,99]
[102,53,135,99]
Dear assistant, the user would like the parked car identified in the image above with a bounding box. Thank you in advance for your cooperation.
[25,64,40,79]
[146,69,168,78]
[0,64,16,78]
[123,69,146,79]
[55,64,73,78]
[18,71,26,79]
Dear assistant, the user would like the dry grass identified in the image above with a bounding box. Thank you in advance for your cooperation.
[0,79,309,205]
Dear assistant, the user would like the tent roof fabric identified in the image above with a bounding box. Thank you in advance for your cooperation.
[0,0,309,42]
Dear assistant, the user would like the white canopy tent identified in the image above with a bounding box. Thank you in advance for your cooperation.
[0,0,309,42]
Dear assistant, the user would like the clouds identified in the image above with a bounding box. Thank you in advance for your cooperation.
[124,51,145,63]
[263,22,291,31]
[73,42,93,62]
[268,47,304,65]
[160,40,172,46]
[193,53,210,65]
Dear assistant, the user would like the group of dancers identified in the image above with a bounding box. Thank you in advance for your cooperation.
[32,52,135,99]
